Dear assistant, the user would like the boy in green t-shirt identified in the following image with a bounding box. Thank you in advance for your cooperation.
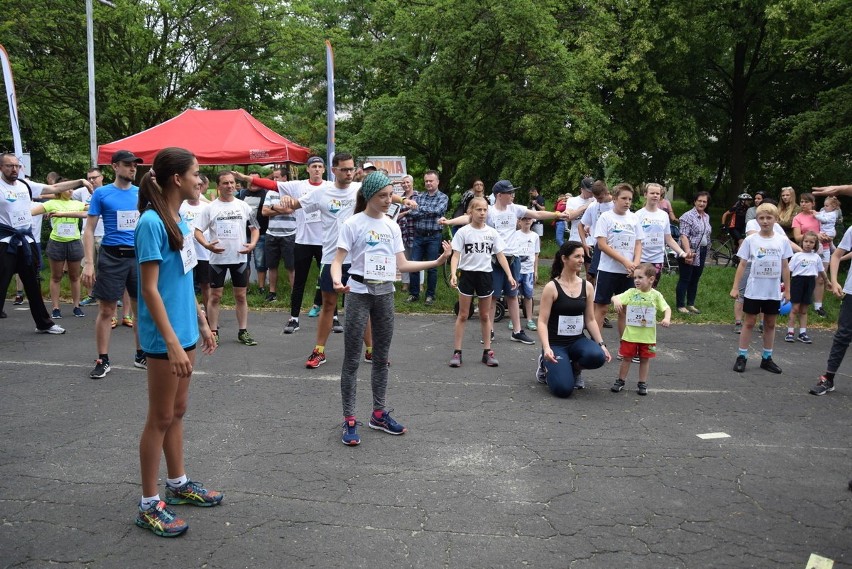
[610,263,671,395]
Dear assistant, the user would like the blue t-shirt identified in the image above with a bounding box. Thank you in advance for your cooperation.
[135,210,199,354]
[88,183,139,246]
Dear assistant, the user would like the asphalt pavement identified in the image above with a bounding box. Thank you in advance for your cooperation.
[0,302,849,568]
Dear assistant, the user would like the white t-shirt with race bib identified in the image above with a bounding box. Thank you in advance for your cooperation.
[299,182,361,264]
[451,224,507,272]
[486,204,526,255]
[511,230,540,274]
[0,179,35,243]
[338,212,404,295]
[636,207,671,263]
[194,198,257,265]
[736,232,793,300]
[594,210,644,274]
[275,179,326,246]
[179,200,211,262]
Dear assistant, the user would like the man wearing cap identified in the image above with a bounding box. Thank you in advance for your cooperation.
[0,152,87,330]
[442,180,569,344]
[81,150,146,378]
[565,177,595,245]
[406,170,449,305]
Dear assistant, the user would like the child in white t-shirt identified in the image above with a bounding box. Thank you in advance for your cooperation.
[448,197,514,368]
[785,231,827,344]
[512,217,540,331]
[730,203,792,374]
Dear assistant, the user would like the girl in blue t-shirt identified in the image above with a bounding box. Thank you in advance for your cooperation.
[133,147,220,538]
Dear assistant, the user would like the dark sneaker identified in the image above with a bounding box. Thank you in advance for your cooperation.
[482,350,499,367]
[73,306,85,317]
[733,355,747,373]
[369,410,407,435]
[757,322,764,334]
[332,317,344,333]
[611,379,626,392]
[734,321,742,334]
[480,329,495,344]
[424,296,435,306]
[305,349,326,369]
[37,324,66,335]
[265,292,277,302]
[784,332,795,342]
[51,308,62,319]
[797,332,812,344]
[449,352,463,368]
[257,287,266,297]
[759,357,782,374]
[90,359,111,379]
[809,376,835,396]
[637,382,648,396]
[134,353,147,370]
[13,294,23,305]
[815,306,827,317]
[511,330,535,345]
[603,317,613,328]
[283,318,300,334]
[237,330,257,346]
[535,354,547,384]
[79,295,96,306]
[342,419,361,445]
[405,295,418,303]
[135,501,188,537]
[165,479,223,507]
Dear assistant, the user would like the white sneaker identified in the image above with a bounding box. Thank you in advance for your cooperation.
[37,324,66,335]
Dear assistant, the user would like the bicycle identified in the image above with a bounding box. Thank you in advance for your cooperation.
[709,226,737,267]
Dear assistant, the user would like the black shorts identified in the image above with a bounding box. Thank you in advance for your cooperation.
[193,260,210,286]
[594,270,633,305]
[45,239,83,262]
[789,275,816,305]
[458,270,493,298]
[743,297,781,316]
[145,344,196,360]
[210,262,250,289]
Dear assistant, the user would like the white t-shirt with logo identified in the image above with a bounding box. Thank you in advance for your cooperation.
[580,201,614,246]
[594,210,644,274]
[451,223,507,272]
[511,230,540,274]
[486,203,526,255]
[736,232,793,300]
[275,179,327,246]
[299,182,361,264]
[193,198,257,265]
[179,200,211,262]
[338,212,404,295]
[789,251,822,278]
[636,207,671,263]
[0,179,36,243]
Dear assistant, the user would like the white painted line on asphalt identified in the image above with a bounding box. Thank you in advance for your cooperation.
[653,389,730,394]
[806,553,834,569]
[697,432,730,440]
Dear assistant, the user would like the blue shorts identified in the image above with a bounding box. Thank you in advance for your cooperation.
[593,270,632,305]
[518,272,535,298]
[319,263,350,293]
[492,256,521,298]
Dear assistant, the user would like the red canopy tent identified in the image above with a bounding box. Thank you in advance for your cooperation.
[97,109,311,166]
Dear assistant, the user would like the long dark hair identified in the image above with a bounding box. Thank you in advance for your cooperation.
[138,147,196,251]
[550,240,584,280]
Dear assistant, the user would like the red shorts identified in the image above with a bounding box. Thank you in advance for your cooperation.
[619,340,657,360]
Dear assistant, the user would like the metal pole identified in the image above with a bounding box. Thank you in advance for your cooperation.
[86,0,97,167]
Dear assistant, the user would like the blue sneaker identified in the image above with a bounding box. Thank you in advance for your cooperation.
[308,305,321,317]
[368,410,407,435]
[135,501,188,537]
[164,479,223,507]
[342,419,361,446]
[73,306,85,317]
[79,295,96,306]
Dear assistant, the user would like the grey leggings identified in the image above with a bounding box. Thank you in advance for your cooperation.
[341,291,395,417]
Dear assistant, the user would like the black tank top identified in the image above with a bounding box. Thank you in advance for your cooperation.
[547,277,587,346]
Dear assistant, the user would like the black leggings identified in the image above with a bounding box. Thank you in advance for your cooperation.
[290,244,324,318]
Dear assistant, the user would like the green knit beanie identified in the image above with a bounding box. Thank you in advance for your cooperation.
[360,172,392,202]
